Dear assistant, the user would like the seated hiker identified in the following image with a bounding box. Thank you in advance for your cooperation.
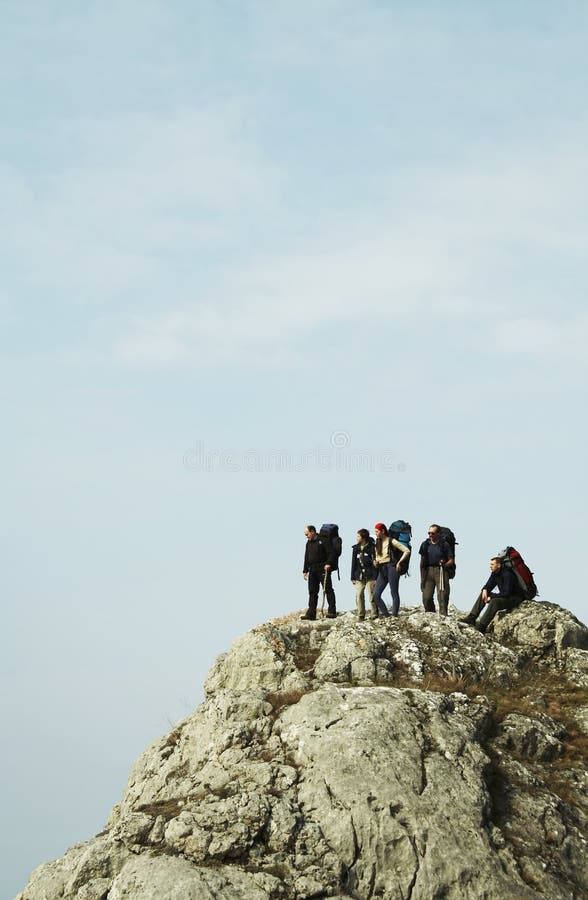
[461,556,524,633]
[351,528,378,621]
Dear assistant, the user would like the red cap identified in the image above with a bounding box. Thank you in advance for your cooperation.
[374,522,386,532]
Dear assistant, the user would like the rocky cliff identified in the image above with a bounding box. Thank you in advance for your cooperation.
[18,602,588,899]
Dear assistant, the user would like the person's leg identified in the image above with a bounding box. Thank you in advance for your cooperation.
[478,595,521,631]
[388,564,401,616]
[437,567,449,616]
[356,581,366,619]
[325,570,337,616]
[495,595,523,614]
[366,580,378,617]
[422,568,436,612]
[373,569,390,617]
[476,595,499,631]
[462,593,485,623]
[305,571,320,618]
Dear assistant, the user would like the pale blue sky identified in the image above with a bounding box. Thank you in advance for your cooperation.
[2,2,587,896]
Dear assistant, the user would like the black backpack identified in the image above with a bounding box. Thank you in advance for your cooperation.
[388,520,412,575]
[438,526,457,579]
[319,524,343,576]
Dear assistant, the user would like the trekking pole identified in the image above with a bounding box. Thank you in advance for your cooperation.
[439,563,445,600]
[321,571,327,619]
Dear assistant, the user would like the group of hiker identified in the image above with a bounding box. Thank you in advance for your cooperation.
[302,522,537,634]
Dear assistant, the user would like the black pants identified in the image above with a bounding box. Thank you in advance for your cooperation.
[308,569,336,615]
[469,592,522,629]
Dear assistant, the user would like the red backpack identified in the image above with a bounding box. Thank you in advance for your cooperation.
[499,547,538,600]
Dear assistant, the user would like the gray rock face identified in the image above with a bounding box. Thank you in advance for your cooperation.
[17,603,588,899]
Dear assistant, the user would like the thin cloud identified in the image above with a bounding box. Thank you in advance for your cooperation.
[112,225,485,367]
[495,314,588,362]
[1,104,280,300]
[112,126,588,368]
[3,4,587,368]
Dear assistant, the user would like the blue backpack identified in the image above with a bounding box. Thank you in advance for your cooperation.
[389,520,412,547]
[388,520,412,575]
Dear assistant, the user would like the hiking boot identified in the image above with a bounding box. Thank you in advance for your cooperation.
[300,612,316,621]
[326,612,337,619]
[358,614,365,621]
[474,622,487,634]
[460,616,476,625]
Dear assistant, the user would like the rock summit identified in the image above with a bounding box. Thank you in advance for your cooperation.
[18,602,588,899]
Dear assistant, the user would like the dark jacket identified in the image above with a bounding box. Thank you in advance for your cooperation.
[350,538,377,582]
[419,538,452,576]
[483,567,521,597]
[303,537,329,574]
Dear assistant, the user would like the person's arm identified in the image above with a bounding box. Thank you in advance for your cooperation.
[419,541,428,586]
[481,571,498,601]
[350,547,358,582]
[483,572,498,591]
[367,541,377,574]
[392,539,410,569]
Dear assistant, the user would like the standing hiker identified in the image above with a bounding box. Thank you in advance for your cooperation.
[372,523,411,617]
[460,557,524,633]
[350,528,378,621]
[419,524,454,616]
[301,525,336,620]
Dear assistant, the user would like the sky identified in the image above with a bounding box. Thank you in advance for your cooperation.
[2,1,587,896]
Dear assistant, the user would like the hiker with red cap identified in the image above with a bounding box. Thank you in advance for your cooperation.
[372,523,411,618]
